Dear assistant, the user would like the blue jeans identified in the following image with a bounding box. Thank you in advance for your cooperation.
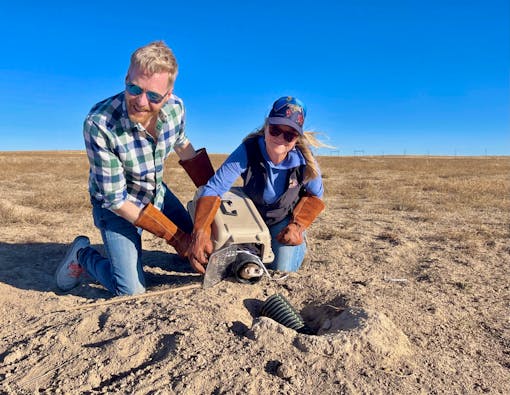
[267,217,306,272]
[79,184,192,295]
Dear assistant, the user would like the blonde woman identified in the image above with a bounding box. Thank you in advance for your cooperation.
[188,96,326,274]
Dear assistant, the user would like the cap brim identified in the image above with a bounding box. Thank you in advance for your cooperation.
[267,117,303,134]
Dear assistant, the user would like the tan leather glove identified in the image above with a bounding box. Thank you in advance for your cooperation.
[178,148,215,187]
[187,196,221,273]
[276,194,325,246]
[134,203,191,257]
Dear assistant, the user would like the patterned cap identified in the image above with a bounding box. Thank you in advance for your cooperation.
[267,96,306,134]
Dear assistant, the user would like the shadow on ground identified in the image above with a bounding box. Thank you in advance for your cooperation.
[0,242,199,298]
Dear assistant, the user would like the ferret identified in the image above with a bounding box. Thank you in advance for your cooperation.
[237,262,264,280]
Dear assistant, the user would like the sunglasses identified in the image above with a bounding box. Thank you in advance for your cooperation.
[268,126,300,142]
[125,82,169,104]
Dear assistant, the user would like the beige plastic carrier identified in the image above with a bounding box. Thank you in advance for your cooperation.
[188,187,274,264]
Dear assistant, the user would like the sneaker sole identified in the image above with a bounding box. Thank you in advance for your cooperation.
[55,236,90,291]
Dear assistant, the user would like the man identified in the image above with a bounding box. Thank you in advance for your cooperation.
[55,41,214,296]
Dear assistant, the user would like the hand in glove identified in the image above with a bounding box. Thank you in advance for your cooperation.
[187,196,221,273]
[276,194,325,246]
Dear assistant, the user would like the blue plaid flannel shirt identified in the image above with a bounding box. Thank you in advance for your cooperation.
[83,92,189,210]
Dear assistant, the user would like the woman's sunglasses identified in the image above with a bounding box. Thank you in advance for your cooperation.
[268,126,300,142]
[125,82,169,104]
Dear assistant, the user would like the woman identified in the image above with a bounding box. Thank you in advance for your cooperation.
[187,96,326,274]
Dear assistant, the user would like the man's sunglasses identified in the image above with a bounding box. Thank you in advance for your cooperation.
[268,126,300,142]
[125,82,169,104]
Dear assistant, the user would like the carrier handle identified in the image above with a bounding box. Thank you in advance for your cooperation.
[220,199,238,216]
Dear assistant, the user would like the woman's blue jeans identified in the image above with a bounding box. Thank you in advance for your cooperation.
[79,185,192,295]
[267,217,307,272]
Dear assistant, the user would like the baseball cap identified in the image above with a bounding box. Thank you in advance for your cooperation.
[267,96,307,134]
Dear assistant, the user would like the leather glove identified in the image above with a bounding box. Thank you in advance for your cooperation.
[134,203,191,258]
[178,148,215,187]
[276,194,325,246]
[187,196,221,273]
[276,222,306,245]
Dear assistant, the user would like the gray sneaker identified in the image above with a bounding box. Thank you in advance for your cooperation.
[55,236,90,291]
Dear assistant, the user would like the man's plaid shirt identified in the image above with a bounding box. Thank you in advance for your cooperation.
[83,92,189,211]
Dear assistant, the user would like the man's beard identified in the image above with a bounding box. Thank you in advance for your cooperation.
[127,100,157,127]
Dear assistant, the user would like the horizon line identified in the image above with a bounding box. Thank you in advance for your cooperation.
[0,149,509,159]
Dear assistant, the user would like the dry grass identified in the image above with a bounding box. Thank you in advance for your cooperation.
[1,153,508,227]
[2,152,507,257]
[318,155,509,215]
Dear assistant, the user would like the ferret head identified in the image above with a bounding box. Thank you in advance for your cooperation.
[238,263,264,280]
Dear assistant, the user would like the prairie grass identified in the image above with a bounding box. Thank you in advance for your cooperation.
[318,156,510,214]
[0,152,508,234]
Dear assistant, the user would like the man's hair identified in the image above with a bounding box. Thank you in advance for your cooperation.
[129,41,178,86]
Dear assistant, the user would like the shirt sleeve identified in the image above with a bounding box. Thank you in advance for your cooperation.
[303,159,325,198]
[83,117,127,209]
[170,97,189,149]
[200,143,249,197]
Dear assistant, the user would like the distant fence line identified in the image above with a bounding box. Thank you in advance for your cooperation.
[319,148,499,157]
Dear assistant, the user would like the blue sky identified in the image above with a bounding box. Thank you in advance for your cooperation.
[1,1,508,155]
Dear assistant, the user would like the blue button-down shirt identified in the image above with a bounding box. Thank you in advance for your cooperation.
[202,135,324,202]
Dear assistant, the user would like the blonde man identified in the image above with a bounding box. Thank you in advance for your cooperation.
[56,41,214,296]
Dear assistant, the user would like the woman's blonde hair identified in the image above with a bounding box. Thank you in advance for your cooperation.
[243,121,332,182]
[128,41,178,87]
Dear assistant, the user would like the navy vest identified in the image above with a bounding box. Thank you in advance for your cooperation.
[241,137,305,226]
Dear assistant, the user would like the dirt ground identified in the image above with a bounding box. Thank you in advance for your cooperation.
[0,152,509,394]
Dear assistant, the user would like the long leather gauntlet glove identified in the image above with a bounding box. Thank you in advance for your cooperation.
[178,148,215,187]
[276,194,325,246]
[134,203,191,257]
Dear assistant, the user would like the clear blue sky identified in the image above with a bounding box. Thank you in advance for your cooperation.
[1,1,508,155]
